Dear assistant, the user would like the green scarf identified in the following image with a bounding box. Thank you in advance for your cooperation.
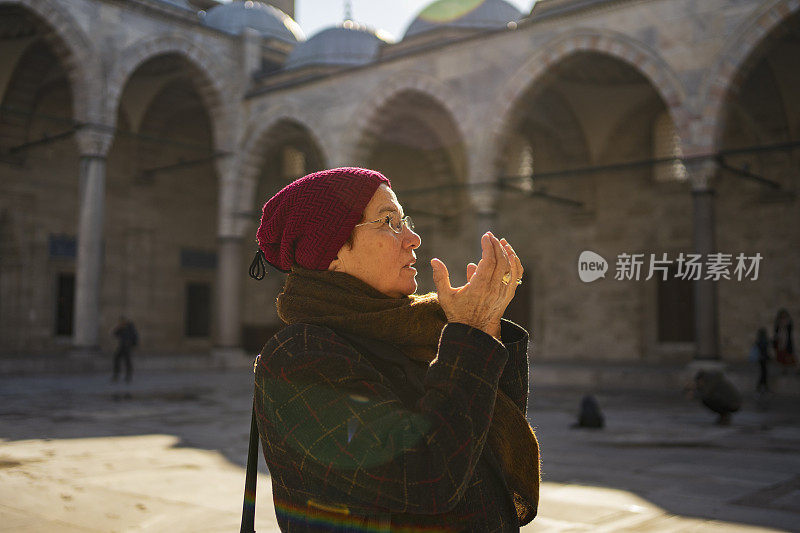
[277,266,540,525]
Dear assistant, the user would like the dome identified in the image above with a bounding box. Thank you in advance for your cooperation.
[203,1,304,43]
[403,0,522,39]
[285,22,387,70]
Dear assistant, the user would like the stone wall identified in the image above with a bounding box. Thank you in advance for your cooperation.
[1,0,797,364]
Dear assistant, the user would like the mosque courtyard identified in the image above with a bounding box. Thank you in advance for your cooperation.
[1,368,798,532]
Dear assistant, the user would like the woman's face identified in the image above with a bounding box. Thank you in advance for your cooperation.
[328,184,421,297]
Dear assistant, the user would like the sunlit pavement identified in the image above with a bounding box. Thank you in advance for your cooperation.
[1,370,798,532]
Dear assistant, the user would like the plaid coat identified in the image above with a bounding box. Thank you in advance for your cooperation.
[254,319,531,532]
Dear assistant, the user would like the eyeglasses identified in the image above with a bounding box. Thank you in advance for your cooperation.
[354,213,414,234]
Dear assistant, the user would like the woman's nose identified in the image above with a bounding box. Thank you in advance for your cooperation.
[404,226,421,249]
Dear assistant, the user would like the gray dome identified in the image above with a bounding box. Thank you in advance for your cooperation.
[404,0,522,39]
[203,1,304,43]
[285,22,387,70]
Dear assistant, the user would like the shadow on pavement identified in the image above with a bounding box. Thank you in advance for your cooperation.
[1,370,799,531]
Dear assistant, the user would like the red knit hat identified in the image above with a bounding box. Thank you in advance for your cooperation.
[253,167,391,274]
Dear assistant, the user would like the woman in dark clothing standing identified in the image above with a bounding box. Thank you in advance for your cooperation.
[250,167,539,531]
[112,315,138,383]
[773,308,795,373]
[755,327,770,393]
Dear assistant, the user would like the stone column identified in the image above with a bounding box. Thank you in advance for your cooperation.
[213,155,248,365]
[689,160,720,361]
[466,129,501,255]
[472,185,499,241]
[241,28,263,78]
[467,147,500,263]
[72,126,114,354]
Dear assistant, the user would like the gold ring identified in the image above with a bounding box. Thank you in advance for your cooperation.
[502,272,522,285]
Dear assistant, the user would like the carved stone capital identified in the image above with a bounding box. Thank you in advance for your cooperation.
[75,125,114,157]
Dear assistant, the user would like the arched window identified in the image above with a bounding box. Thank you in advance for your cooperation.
[282,145,306,179]
[505,134,534,192]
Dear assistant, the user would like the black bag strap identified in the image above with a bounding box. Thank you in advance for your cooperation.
[240,401,259,533]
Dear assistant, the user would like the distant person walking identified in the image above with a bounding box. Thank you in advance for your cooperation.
[754,327,771,393]
[773,309,795,373]
[112,316,138,383]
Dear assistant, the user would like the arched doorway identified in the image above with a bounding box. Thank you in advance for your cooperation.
[497,51,692,360]
[355,89,468,294]
[104,52,221,354]
[0,5,83,353]
[241,118,326,354]
[714,11,800,358]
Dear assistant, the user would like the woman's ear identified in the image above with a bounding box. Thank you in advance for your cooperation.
[328,241,351,272]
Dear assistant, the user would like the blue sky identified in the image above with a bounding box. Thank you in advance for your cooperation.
[294,0,537,42]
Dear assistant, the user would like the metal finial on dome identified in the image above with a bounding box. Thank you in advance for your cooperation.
[344,0,353,22]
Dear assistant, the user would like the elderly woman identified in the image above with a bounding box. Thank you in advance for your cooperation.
[249,167,539,532]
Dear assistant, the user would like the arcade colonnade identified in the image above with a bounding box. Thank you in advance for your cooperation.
[0,0,797,363]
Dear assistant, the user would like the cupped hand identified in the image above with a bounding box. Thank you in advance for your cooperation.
[431,232,523,339]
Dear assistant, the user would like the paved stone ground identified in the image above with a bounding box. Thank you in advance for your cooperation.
[0,369,798,532]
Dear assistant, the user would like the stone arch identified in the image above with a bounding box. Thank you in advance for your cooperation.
[343,75,472,258]
[236,109,330,342]
[344,71,471,172]
[0,0,102,124]
[237,105,330,216]
[699,0,800,152]
[484,28,689,178]
[240,105,330,184]
[344,75,472,294]
[104,34,232,151]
